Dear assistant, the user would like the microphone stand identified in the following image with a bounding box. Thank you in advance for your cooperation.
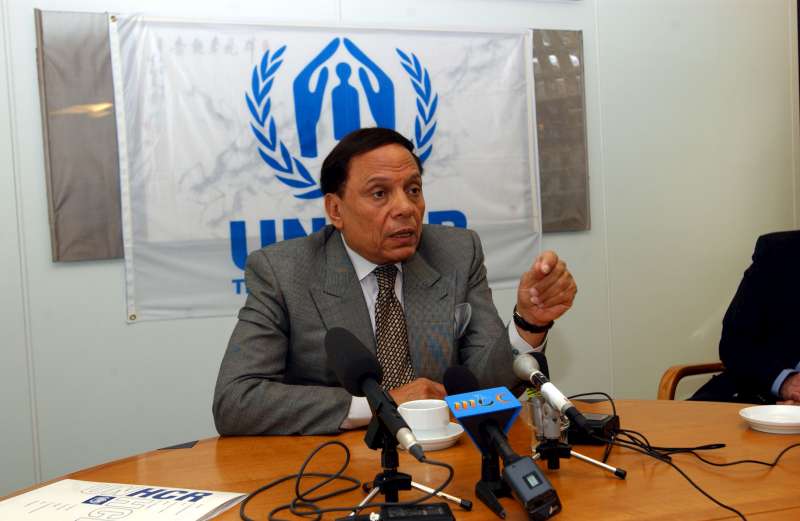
[475,425,514,519]
[352,417,472,515]
[357,417,413,505]
[529,395,626,479]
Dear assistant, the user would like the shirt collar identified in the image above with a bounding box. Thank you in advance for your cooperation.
[341,235,403,283]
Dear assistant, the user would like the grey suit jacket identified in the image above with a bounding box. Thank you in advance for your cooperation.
[212,224,519,435]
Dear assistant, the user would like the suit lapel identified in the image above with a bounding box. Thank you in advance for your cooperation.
[403,252,453,379]
[309,230,455,379]
[310,230,376,354]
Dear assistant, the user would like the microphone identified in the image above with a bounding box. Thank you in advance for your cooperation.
[443,366,520,458]
[443,364,480,395]
[324,327,425,461]
[443,366,561,520]
[513,353,591,435]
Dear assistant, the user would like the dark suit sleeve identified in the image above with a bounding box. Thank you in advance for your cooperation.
[456,230,519,390]
[719,235,796,397]
[212,250,351,435]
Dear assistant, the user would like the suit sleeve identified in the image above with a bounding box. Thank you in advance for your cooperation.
[456,230,519,390]
[212,250,351,435]
[719,236,794,396]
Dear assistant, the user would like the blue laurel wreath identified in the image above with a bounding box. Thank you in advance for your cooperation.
[247,45,438,198]
[396,49,438,163]
[246,46,322,200]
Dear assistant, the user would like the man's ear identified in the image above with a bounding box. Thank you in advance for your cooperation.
[324,193,344,230]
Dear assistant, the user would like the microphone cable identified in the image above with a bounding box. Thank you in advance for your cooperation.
[239,440,455,521]
[570,392,800,521]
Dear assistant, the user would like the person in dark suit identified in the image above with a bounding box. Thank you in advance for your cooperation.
[213,128,577,435]
[692,231,800,404]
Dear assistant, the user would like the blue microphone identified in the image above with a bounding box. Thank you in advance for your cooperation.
[443,366,523,465]
[443,366,561,520]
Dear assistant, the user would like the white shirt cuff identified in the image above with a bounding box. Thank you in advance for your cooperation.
[508,321,547,356]
[340,396,372,430]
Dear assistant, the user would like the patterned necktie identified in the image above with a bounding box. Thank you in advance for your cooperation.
[374,265,415,390]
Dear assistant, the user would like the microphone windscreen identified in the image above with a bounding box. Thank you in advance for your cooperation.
[512,354,540,381]
[443,365,480,395]
[324,327,382,396]
[512,352,551,381]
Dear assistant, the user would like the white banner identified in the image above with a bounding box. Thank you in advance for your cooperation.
[109,15,540,321]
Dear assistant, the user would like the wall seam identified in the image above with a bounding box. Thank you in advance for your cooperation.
[592,0,615,396]
[1,0,42,484]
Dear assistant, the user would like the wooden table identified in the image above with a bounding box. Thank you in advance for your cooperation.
[5,400,800,520]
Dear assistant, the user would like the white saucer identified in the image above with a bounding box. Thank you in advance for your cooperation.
[409,422,464,451]
[739,405,800,434]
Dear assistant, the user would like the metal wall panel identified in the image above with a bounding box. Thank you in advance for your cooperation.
[533,29,590,232]
[36,10,122,261]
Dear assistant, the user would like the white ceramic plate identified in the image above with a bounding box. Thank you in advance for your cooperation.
[410,422,464,451]
[739,405,800,434]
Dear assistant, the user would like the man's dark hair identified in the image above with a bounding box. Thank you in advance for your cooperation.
[320,127,423,195]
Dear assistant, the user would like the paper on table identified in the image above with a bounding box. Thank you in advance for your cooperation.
[0,479,245,521]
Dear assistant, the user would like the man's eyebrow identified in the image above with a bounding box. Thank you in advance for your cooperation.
[362,175,392,186]
[363,173,422,185]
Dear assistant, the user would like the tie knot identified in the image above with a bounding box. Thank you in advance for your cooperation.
[374,265,398,291]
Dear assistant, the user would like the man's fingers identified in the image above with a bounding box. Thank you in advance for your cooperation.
[535,272,576,306]
[536,288,576,311]
[536,251,558,276]
[527,262,568,303]
[391,378,447,404]
[430,381,446,399]
[519,264,538,289]
[520,251,560,289]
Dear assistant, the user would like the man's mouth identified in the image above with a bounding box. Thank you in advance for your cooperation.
[389,228,416,239]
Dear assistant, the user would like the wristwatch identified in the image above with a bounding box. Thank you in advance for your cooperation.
[512,305,554,333]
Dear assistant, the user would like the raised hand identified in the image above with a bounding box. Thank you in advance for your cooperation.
[515,251,577,344]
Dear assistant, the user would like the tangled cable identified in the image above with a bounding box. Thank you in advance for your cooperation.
[570,393,800,521]
[240,440,454,521]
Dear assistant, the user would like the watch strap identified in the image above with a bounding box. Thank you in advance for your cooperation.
[512,305,554,333]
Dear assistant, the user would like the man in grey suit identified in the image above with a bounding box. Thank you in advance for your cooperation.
[213,128,577,435]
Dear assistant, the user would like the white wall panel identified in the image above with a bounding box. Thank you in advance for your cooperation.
[598,0,798,397]
[0,0,37,494]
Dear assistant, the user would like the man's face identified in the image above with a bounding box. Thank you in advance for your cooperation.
[325,144,425,265]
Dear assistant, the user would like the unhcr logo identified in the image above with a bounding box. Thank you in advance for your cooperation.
[245,37,439,199]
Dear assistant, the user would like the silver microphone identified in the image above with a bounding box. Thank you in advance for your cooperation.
[513,354,591,435]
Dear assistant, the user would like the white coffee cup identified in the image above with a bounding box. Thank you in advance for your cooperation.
[398,399,450,438]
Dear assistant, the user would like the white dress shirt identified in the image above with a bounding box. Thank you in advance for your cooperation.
[339,239,544,429]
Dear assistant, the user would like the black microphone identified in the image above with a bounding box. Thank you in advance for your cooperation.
[324,327,425,461]
[443,365,480,395]
[513,353,591,435]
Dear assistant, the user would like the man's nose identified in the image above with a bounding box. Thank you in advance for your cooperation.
[390,191,415,217]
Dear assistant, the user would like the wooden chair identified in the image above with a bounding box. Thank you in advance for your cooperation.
[657,362,725,400]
